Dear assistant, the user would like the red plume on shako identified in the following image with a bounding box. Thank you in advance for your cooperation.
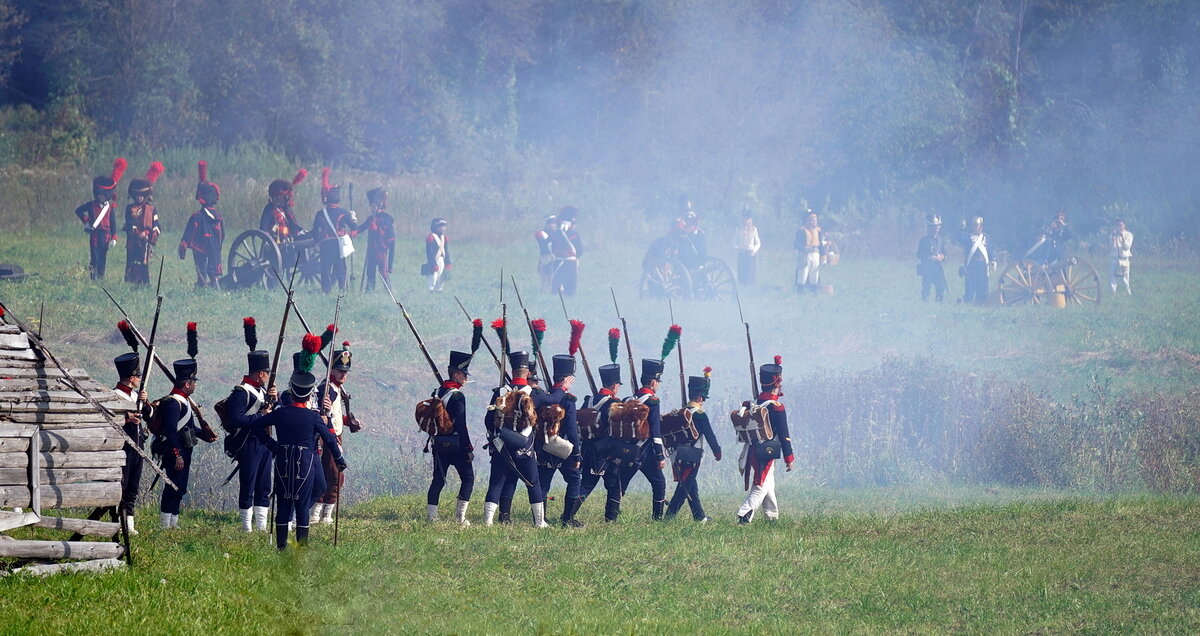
[186,322,199,358]
[568,319,585,356]
[243,317,258,351]
[117,320,139,351]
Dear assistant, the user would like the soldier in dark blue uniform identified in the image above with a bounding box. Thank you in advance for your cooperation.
[257,371,346,550]
[612,359,668,521]
[495,356,564,525]
[112,351,151,535]
[537,354,584,527]
[157,358,202,529]
[916,215,947,302]
[665,369,722,522]
[426,350,476,525]
[483,351,553,527]
[312,168,358,294]
[576,363,624,521]
[224,321,277,533]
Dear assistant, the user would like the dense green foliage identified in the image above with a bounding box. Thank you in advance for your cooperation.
[2,493,1198,633]
[3,1,1200,248]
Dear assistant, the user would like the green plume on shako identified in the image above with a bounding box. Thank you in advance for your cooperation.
[661,324,682,360]
[608,327,621,363]
[298,333,322,373]
[531,318,547,354]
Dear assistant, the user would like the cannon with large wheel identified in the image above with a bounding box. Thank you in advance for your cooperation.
[224,229,321,290]
[997,256,1102,307]
[639,234,736,301]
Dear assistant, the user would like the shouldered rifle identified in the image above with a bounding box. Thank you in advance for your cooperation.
[499,269,507,386]
[669,298,686,408]
[380,277,443,384]
[321,290,344,418]
[559,290,597,395]
[137,257,166,411]
[509,275,548,385]
[454,295,510,383]
[267,256,302,392]
[269,266,329,368]
[734,285,759,397]
[610,287,638,397]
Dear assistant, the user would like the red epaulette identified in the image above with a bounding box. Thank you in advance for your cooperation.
[770,401,786,412]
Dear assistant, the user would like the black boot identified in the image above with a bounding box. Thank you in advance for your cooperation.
[652,499,666,521]
[499,497,513,524]
[275,523,289,551]
[604,498,620,522]
[561,497,584,528]
[737,511,753,525]
[296,525,309,546]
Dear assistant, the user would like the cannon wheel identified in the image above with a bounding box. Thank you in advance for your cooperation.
[997,259,1051,305]
[227,230,282,290]
[1045,257,1103,306]
[280,238,321,288]
[639,259,692,300]
[692,257,736,301]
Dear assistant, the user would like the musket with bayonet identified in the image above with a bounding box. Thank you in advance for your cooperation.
[455,295,509,383]
[669,298,686,408]
[136,257,166,411]
[509,275,549,385]
[610,287,638,398]
[559,291,597,395]
[267,257,302,392]
[486,270,533,487]
[269,266,330,368]
[380,277,443,384]
[734,285,759,397]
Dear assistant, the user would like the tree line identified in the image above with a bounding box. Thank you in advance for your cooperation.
[1,0,1197,250]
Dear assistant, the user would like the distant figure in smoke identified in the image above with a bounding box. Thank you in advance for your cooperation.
[1030,208,1072,266]
[123,162,163,284]
[550,206,582,296]
[672,196,707,270]
[362,187,395,292]
[1109,218,1133,295]
[957,216,990,304]
[75,158,127,280]
[424,217,451,292]
[178,161,224,289]
[311,167,358,294]
[735,212,760,286]
[535,214,558,292]
[915,214,947,302]
[793,210,825,293]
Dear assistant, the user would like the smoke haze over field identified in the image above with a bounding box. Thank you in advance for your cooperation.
[3,0,1200,250]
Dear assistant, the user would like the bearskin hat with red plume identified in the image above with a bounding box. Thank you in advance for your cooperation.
[320,167,341,204]
[195,160,220,206]
[128,161,164,199]
[92,158,128,198]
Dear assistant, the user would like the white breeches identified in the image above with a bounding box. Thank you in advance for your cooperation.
[797,251,821,286]
[737,461,778,520]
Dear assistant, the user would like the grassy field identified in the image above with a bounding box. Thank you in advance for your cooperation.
[1,490,1197,633]
[0,225,1198,505]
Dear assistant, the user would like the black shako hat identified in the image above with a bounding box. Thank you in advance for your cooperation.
[332,344,352,371]
[114,352,140,379]
[247,350,270,374]
[759,357,783,388]
[552,354,575,379]
[173,359,198,382]
[289,371,317,399]
[640,358,664,385]
[448,350,472,375]
[507,350,529,371]
[687,373,710,400]
[598,363,621,387]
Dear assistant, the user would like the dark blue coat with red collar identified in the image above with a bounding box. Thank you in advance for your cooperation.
[635,386,665,462]
[433,381,473,453]
[757,392,793,464]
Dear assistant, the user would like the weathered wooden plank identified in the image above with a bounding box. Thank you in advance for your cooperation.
[0,422,38,437]
[0,482,122,508]
[2,558,126,577]
[0,509,39,532]
[3,412,119,424]
[39,428,128,452]
[0,467,122,485]
[0,450,125,469]
[1,403,113,414]
[0,539,123,560]
[0,333,30,350]
[0,349,37,361]
[0,325,21,334]
[0,390,126,405]
[32,515,120,537]
[0,379,113,393]
[0,437,29,451]
[29,421,39,514]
